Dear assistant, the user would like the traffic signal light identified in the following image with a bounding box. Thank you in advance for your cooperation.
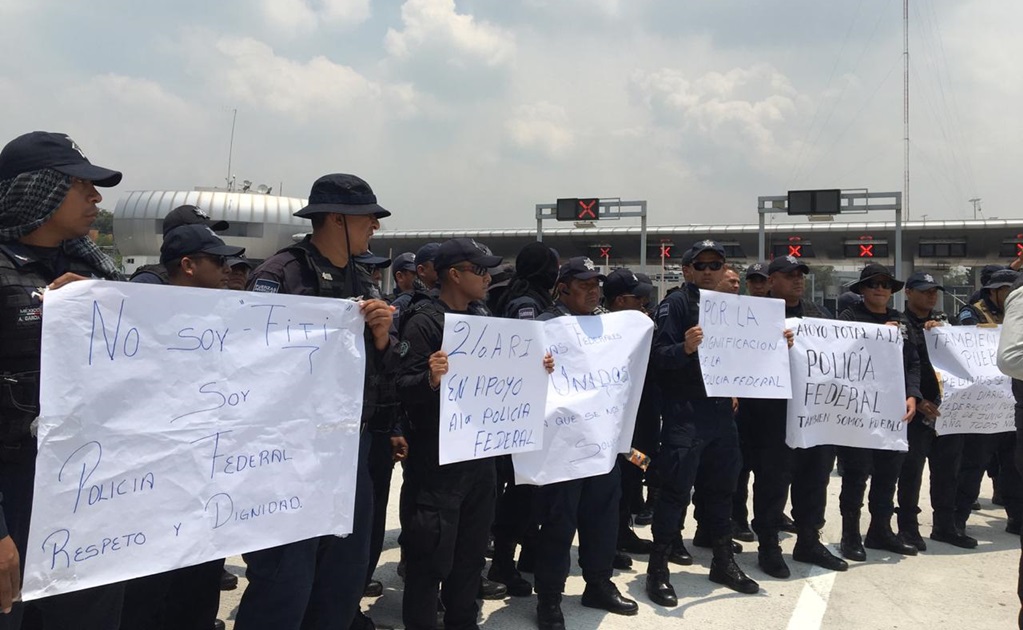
[556,198,600,221]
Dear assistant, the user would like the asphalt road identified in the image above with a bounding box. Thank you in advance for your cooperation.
[217,471,1019,630]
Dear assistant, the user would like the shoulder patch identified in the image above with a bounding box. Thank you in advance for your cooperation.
[958,308,973,322]
[252,278,280,294]
[392,307,401,319]
[517,306,536,319]
[398,340,411,357]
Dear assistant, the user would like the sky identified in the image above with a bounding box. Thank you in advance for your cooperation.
[2,0,1018,232]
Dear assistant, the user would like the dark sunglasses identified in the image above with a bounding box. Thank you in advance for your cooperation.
[692,261,724,271]
[863,279,892,290]
[191,254,228,267]
[454,264,489,277]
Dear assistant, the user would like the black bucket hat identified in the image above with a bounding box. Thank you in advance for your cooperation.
[294,174,391,219]
[849,263,904,294]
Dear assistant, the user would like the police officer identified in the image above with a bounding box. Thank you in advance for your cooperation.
[740,256,847,579]
[0,130,125,628]
[715,265,740,294]
[129,205,229,284]
[646,240,759,608]
[495,242,559,320]
[603,270,657,557]
[956,268,1022,535]
[895,273,976,550]
[731,260,771,543]
[484,263,515,315]
[389,252,417,302]
[396,238,549,630]
[488,242,559,592]
[391,243,440,316]
[836,263,921,561]
[121,224,245,630]
[353,250,409,620]
[233,173,394,630]
[226,255,253,291]
[532,258,638,630]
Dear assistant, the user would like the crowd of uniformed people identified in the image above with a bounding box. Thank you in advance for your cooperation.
[1,131,1022,630]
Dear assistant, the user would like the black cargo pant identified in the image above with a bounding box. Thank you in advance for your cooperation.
[401,457,496,630]
[366,429,396,586]
[651,398,740,546]
[896,418,963,532]
[491,456,535,565]
[534,463,621,595]
[732,412,755,527]
[956,432,1023,527]
[0,444,124,630]
[747,415,833,542]
[235,432,373,630]
[119,559,222,629]
[837,446,906,521]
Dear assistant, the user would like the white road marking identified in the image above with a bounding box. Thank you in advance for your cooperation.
[786,564,839,630]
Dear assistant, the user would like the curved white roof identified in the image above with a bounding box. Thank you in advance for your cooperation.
[112,190,309,265]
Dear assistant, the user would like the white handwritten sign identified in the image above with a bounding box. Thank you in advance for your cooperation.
[786,317,908,451]
[25,280,365,600]
[698,290,791,398]
[513,311,654,485]
[439,315,548,465]
[926,326,1015,435]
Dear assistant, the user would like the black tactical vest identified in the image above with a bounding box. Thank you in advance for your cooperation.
[0,243,114,444]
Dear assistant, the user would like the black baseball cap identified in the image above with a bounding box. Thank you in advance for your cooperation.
[746,261,770,279]
[160,224,245,265]
[434,238,502,272]
[163,205,229,235]
[392,252,416,273]
[0,131,122,186]
[558,257,606,283]
[689,239,726,260]
[768,255,810,275]
[354,251,391,269]
[415,243,441,266]
[294,174,391,219]
[984,269,1018,290]
[226,256,253,270]
[680,248,695,267]
[906,271,944,291]
[604,268,654,300]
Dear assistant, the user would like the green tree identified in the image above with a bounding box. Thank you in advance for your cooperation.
[93,209,114,235]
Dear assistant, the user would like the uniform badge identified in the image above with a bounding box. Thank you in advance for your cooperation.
[517,307,536,319]
[398,341,411,357]
[252,278,280,293]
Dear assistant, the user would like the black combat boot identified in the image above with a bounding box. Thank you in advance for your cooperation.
[536,593,565,630]
[840,513,866,562]
[581,580,638,615]
[864,517,918,556]
[897,513,927,552]
[709,536,759,594]
[645,543,678,607]
[756,532,789,579]
[930,514,978,549]
[668,536,693,566]
[792,528,848,572]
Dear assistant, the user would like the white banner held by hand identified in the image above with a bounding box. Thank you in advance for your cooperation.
[438,314,548,465]
[786,317,908,451]
[26,280,365,600]
[698,290,791,399]
[926,325,1015,435]
[513,311,654,486]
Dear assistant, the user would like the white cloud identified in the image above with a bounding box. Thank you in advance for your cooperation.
[385,0,515,67]
[504,102,574,159]
[631,64,800,155]
[212,37,420,120]
[259,0,370,34]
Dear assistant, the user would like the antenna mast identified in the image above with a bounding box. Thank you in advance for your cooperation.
[226,108,237,191]
[903,0,910,221]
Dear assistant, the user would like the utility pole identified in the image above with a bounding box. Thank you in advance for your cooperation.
[903,0,910,221]
[226,108,237,191]
[969,197,982,219]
